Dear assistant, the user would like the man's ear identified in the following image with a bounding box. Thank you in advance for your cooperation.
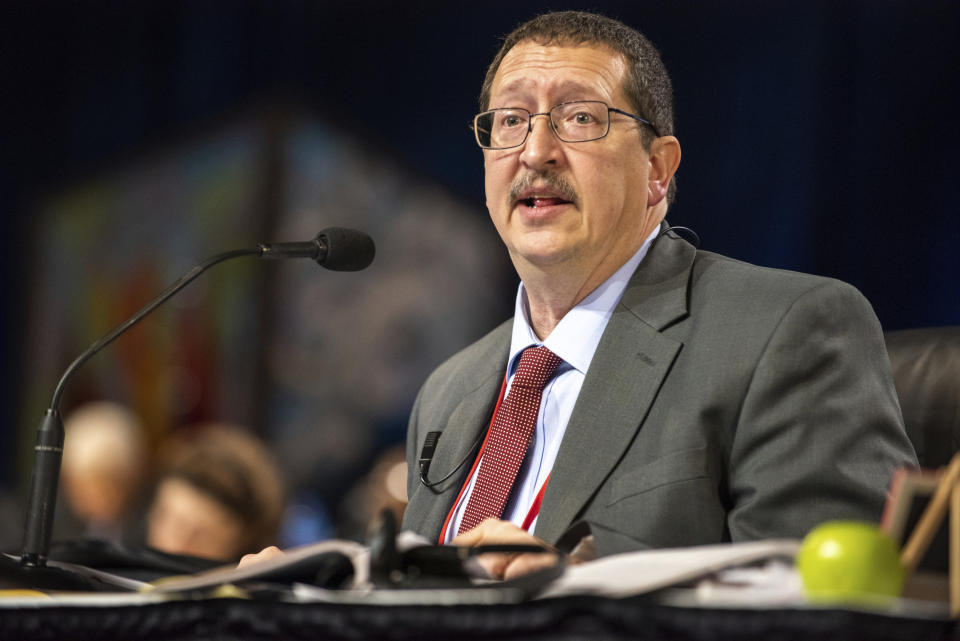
[647,136,681,207]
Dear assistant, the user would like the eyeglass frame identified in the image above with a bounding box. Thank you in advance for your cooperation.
[471,100,661,150]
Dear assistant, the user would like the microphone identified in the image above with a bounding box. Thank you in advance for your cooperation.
[418,430,486,490]
[259,227,375,271]
[418,431,442,482]
[18,227,375,572]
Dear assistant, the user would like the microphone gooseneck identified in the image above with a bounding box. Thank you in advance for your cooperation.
[49,248,259,411]
[20,227,374,570]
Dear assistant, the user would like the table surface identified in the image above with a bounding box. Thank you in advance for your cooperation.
[1,592,958,641]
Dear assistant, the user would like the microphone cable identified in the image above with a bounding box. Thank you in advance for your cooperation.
[658,224,701,248]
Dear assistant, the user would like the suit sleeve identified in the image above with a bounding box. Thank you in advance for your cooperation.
[726,280,917,541]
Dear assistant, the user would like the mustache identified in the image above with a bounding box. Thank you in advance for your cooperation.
[509,171,578,205]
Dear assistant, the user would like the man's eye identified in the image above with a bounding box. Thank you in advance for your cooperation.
[502,115,524,127]
[572,112,595,125]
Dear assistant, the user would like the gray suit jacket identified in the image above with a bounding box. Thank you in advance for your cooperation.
[402,232,918,556]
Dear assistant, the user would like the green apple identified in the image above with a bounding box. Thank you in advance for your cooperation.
[796,520,905,604]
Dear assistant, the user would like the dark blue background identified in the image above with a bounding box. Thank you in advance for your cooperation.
[3,1,958,487]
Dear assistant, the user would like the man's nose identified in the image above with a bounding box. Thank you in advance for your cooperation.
[519,114,562,169]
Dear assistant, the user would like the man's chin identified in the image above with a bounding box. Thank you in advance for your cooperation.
[508,241,578,270]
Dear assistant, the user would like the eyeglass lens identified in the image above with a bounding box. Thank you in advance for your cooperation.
[475,101,611,148]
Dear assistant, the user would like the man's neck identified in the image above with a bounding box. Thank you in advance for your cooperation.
[522,266,609,339]
[519,220,662,339]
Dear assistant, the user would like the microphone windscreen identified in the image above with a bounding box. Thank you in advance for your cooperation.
[318,228,376,271]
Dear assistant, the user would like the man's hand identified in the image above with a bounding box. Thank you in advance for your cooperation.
[237,545,284,569]
[451,518,561,580]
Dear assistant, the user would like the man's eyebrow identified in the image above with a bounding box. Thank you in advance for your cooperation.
[492,78,535,103]
[551,79,601,97]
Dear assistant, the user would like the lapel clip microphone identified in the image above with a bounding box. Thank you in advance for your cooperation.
[418,431,442,482]
[418,430,485,491]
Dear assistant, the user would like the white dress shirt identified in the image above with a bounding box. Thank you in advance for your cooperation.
[442,226,660,542]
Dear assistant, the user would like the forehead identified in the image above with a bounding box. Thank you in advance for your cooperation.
[490,41,628,106]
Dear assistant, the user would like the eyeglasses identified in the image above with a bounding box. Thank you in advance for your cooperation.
[472,100,658,150]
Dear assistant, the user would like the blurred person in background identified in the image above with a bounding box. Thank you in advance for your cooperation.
[336,445,408,542]
[147,424,285,562]
[60,401,148,543]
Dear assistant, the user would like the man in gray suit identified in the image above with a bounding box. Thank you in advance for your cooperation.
[401,11,917,579]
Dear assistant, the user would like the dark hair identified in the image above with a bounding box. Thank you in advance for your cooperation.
[479,11,677,202]
[160,425,285,557]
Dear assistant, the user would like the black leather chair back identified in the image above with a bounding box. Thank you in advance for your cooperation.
[885,326,960,468]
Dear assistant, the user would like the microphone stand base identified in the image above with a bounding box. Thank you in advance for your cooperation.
[0,553,114,592]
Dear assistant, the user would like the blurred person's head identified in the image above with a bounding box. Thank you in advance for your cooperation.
[147,424,284,561]
[61,401,147,536]
[338,445,408,541]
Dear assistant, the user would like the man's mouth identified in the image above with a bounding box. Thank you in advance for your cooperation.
[519,196,572,208]
[510,172,578,211]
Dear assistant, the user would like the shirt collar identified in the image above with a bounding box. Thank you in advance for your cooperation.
[508,225,661,376]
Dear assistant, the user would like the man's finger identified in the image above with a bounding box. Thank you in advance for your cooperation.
[472,552,514,579]
[451,518,516,546]
[502,551,558,580]
[237,545,284,569]
[451,518,562,579]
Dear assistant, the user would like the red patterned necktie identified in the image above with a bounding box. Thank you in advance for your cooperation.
[458,345,563,534]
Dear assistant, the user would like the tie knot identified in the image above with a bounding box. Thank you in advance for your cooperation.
[512,346,563,391]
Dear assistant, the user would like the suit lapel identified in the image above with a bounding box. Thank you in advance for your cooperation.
[534,234,696,544]
[411,324,510,541]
